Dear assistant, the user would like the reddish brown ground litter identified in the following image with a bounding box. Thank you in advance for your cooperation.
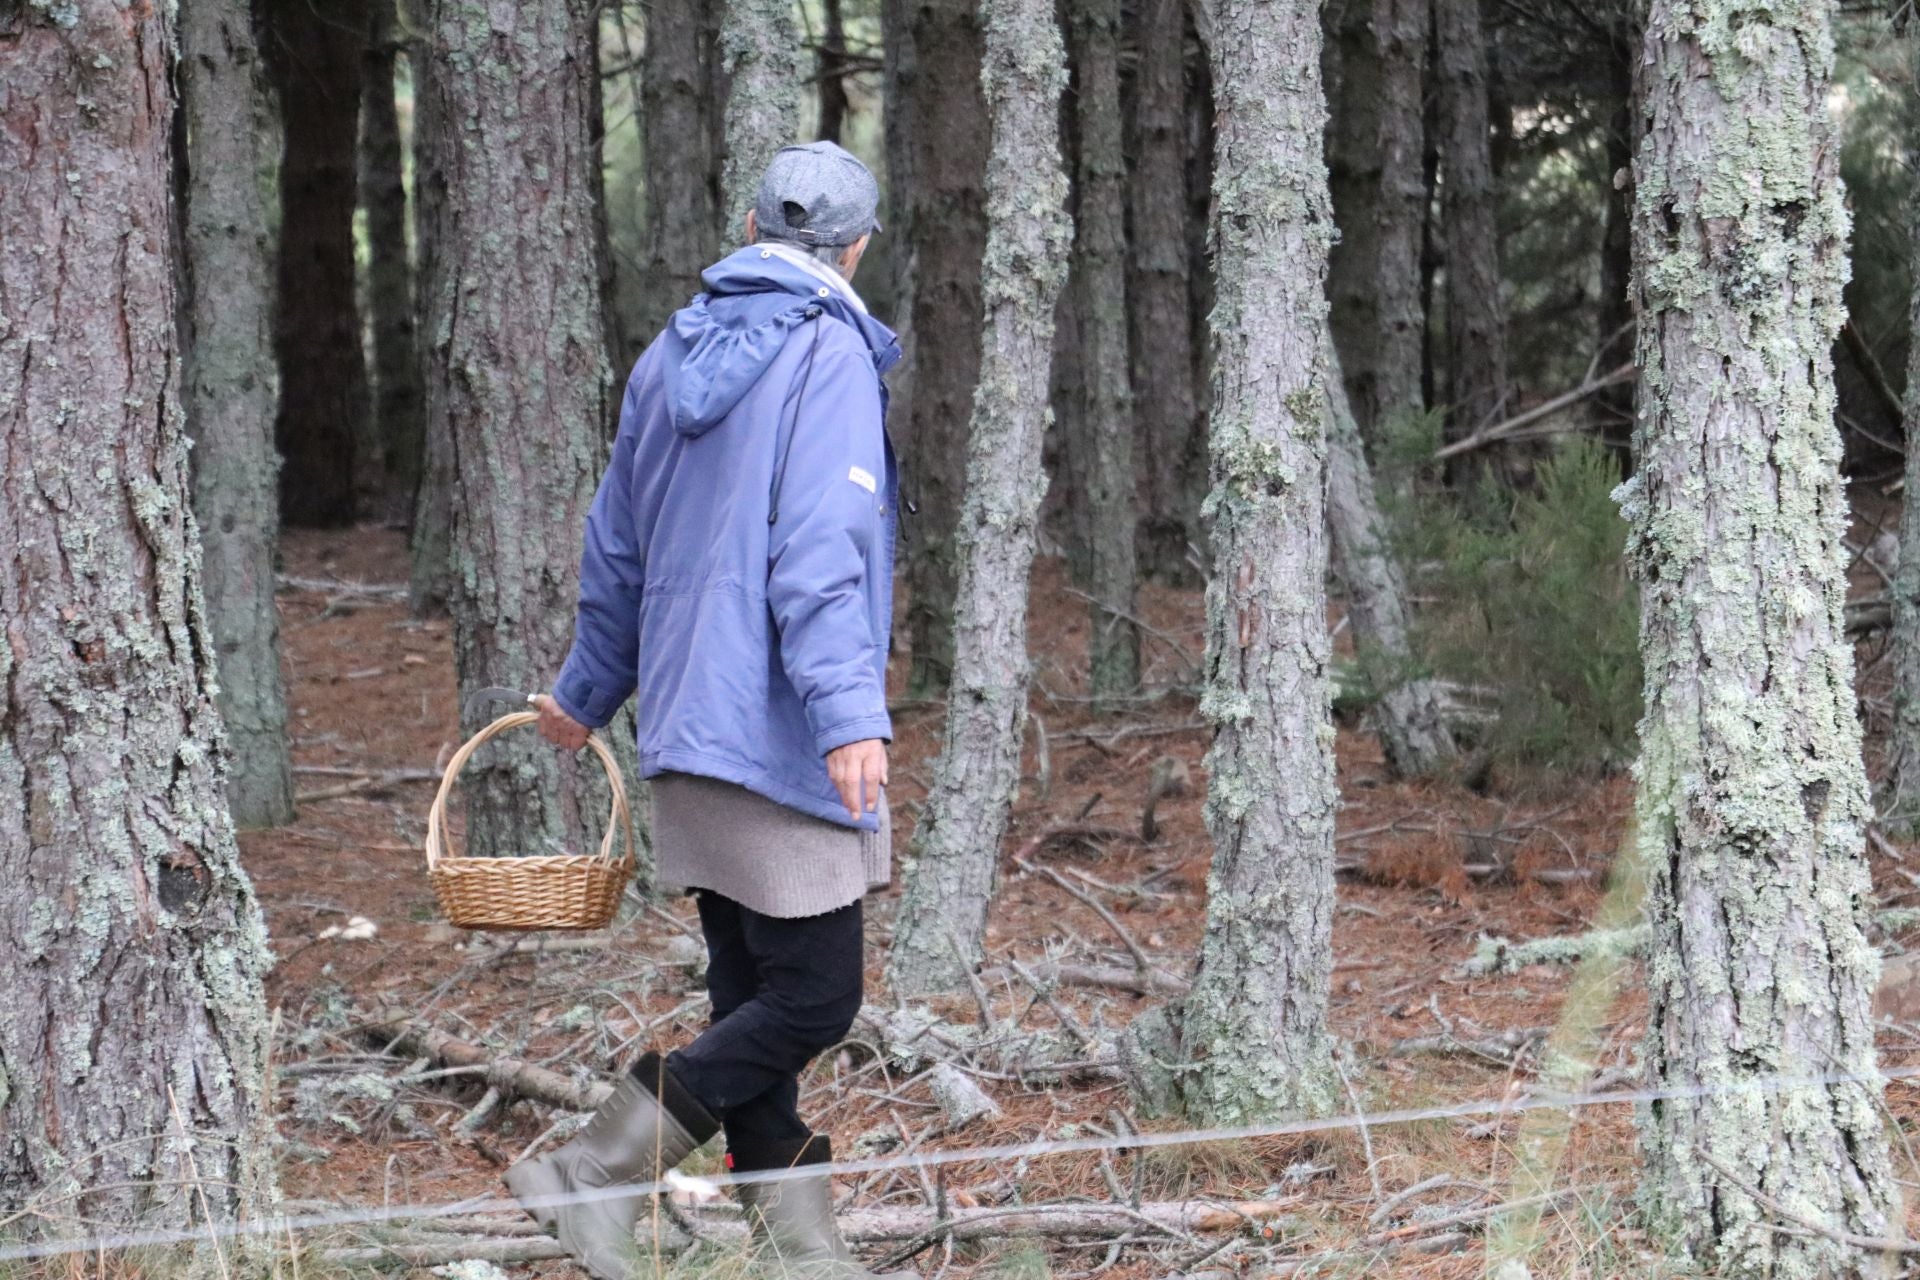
[237,525,1920,1278]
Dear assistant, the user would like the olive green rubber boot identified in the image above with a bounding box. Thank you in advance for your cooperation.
[732,1136,916,1279]
[504,1053,717,1280]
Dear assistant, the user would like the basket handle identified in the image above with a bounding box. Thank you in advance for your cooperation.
[424,711,635,872]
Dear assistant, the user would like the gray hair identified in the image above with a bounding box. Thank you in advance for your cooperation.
[756,234,856,278]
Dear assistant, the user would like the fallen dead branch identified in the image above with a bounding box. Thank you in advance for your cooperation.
[358,1011,613,1112]
[278,574,410,599]
[1463,926,1648,976]
[364,1002,1115,1121]
[977,959,1190,998]
[856,1005,1118,1082]
[294,779,376,805]
[866,1197,1299,1258]
[293,764,443,781]
[324,1236,572,1265]
[1014,854,1181,988]
[319,1198,1302,1267]
[1388,1027,1548,1064]
[1355,1184,1602,1247]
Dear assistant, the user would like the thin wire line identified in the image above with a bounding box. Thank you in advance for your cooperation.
[4,1062,1915,1262]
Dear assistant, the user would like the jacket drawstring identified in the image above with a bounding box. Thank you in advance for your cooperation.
[768,308,825,526]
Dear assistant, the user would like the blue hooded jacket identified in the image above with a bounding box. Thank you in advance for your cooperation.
[552,247,902,830]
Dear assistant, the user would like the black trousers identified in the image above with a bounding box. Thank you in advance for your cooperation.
[665,891,865,1158]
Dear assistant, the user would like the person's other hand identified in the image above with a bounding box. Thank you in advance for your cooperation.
[826,739,888,821]
[533,694,589,750]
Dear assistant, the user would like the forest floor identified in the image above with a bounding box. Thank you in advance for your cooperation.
[233,525,1920,1280]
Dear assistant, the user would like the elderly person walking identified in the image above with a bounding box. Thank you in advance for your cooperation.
[504,142,908,1280]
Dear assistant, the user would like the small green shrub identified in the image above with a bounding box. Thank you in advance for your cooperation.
[1401,437,1642,776]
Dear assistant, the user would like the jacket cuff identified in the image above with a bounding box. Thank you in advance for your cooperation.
[553,652,630,729]
[808,689,892,756]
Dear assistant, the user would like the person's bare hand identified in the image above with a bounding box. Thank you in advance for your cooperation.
[826,739,888,820]
[533,694,589,750]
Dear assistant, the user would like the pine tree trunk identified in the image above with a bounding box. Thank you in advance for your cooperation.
[1176,0,1338,1124]
[1624,0,1897,1270]
[0,0,277,1228]
[1324,342,1454,776]
[1326,0,1427,448]
[886,0,1070,996]
[719,0,801,238]
[819,0,852,144]
[362,0,425,519]
[641,0,722,337]
[897,0,991,695]
[880,0,917,380]
[265,0,371,528]
[1432,0,1506,437]
[409,0,454,614]
[1067,0,1139,706]
[1890,30,1920,828]
[1128,0,1203,581]
[418,0,623,862]
[181,0,296,830]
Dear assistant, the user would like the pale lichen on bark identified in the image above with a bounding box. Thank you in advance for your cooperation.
[1624,1,1896,1273]
[886,0,1070,996]
[181,0,295,830]
[719,0,802,238]
[1173,0,1339,1125]
[1,0,277,1231]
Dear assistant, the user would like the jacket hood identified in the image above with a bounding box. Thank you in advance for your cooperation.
[661,247,901,437]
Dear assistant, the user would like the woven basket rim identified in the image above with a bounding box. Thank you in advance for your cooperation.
[423,711,637,931]
[432,855,636,873]
[424,710,635,870]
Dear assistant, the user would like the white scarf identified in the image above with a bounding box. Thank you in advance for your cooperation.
[758,242,869,315]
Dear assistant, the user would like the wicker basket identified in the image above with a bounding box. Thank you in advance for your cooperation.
[425,711,635,931]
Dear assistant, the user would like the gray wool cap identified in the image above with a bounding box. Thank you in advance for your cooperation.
[754,141,882,247]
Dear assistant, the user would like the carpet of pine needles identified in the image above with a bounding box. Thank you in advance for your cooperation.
[134,519,1916,1280]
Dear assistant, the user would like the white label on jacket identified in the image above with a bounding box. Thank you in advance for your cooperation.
[848,465,877,494]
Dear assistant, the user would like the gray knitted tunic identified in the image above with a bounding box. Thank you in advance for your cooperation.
[650,771,891,918]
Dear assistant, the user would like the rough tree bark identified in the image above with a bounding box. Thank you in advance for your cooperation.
[264,0,371,527]
[1621,0,1898,1271]
[418,0,624,862]
[1067,0,1139,706]
[896,0,990,695]
[1129,0,1203,581]
[1432,0,1507,437]
[819,0,852,144]
[362,0,426,518]
[408,0,454,613]
[881,0,917,369]
[1884,25,1920,828]
[1324,342,1455,776]
[886,0,1071,994]
[181,0,296,829]
[1325,0,1427,452]
[718,0,801,237]
[0,0,277,1229]
[1176,0,1339,1123]
[641,0,722,338]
